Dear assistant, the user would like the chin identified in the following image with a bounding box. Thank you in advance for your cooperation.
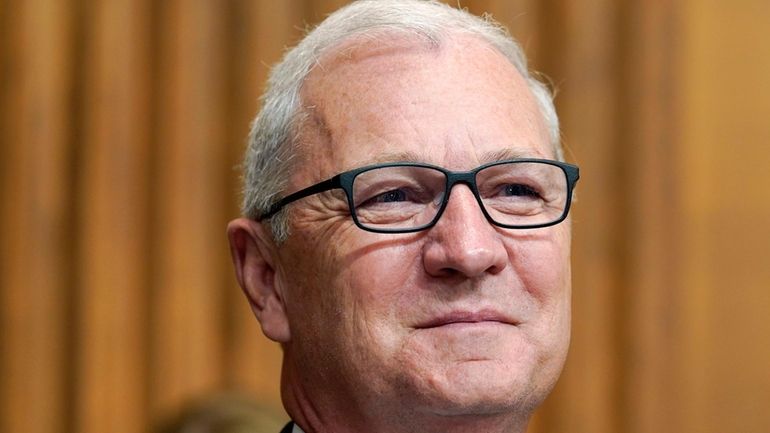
[410,358,547,417]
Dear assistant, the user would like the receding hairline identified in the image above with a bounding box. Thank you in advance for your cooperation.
[290,31,446,173]
[293,30,544,163]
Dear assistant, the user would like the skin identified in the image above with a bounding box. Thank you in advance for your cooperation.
[228,33,571,433]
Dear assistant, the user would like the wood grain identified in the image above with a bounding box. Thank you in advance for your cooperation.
[73,1,152,432]
[149,0,228,422]
[0,1,71,432]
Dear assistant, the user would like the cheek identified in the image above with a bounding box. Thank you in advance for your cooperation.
[282,228,422,345]
[507,227,571,303]
[507,228,572,358]
[276,231,347,341]
[339,242,422,321]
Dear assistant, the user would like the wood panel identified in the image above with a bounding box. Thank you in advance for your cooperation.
[616,1,681,432]
[676,1,770,432]
[306,0,352,24]
[0,1,72,432]
[149,0,229,421]
[74,1,152,432]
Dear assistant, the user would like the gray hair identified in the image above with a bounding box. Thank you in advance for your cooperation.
[241,0,562,242]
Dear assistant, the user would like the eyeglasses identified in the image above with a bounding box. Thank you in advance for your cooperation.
[258,158,580,234]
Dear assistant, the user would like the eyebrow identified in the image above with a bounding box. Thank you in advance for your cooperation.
[480,148,539,163]
[360,147,542,167]
[366,151,424,164]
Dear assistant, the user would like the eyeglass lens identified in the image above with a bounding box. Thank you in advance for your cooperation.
[351,162,569,230]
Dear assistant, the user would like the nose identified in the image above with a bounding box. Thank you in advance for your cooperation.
[422,184,508,278]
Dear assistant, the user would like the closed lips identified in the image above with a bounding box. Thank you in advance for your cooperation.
[415,310,518,329]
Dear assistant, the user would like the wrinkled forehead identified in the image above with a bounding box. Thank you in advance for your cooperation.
[291,32,550,182]
[301,30,512,103]
[298,31,445,126]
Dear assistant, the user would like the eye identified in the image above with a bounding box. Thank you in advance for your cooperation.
[357,188,415,209]
[504,183,541,198]
[369,189,407,204]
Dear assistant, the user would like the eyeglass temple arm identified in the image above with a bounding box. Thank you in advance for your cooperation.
[258,175,342,220]
[566,165,580,186]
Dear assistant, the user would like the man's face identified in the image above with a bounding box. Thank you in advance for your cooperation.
[274,34,571,418]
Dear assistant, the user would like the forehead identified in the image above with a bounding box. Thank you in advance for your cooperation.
[294,32,551,182]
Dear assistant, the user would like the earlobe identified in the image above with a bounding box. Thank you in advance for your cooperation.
[227,218,291,343]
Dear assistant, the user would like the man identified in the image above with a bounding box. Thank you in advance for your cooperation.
[227,1,579,432]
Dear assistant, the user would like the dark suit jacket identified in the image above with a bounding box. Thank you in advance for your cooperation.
[280,421,295,433]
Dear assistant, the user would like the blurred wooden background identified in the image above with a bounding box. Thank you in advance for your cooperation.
[2,0,769,432]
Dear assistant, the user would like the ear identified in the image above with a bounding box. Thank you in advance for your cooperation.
[227,218,291,343]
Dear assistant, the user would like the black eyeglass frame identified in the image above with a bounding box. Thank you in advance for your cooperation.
[258,158,580,234]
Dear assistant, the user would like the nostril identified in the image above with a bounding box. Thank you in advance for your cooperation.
[485,261,505,275]
[436,267,459,278]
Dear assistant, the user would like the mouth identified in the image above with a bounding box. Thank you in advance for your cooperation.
[414,310,518,329]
